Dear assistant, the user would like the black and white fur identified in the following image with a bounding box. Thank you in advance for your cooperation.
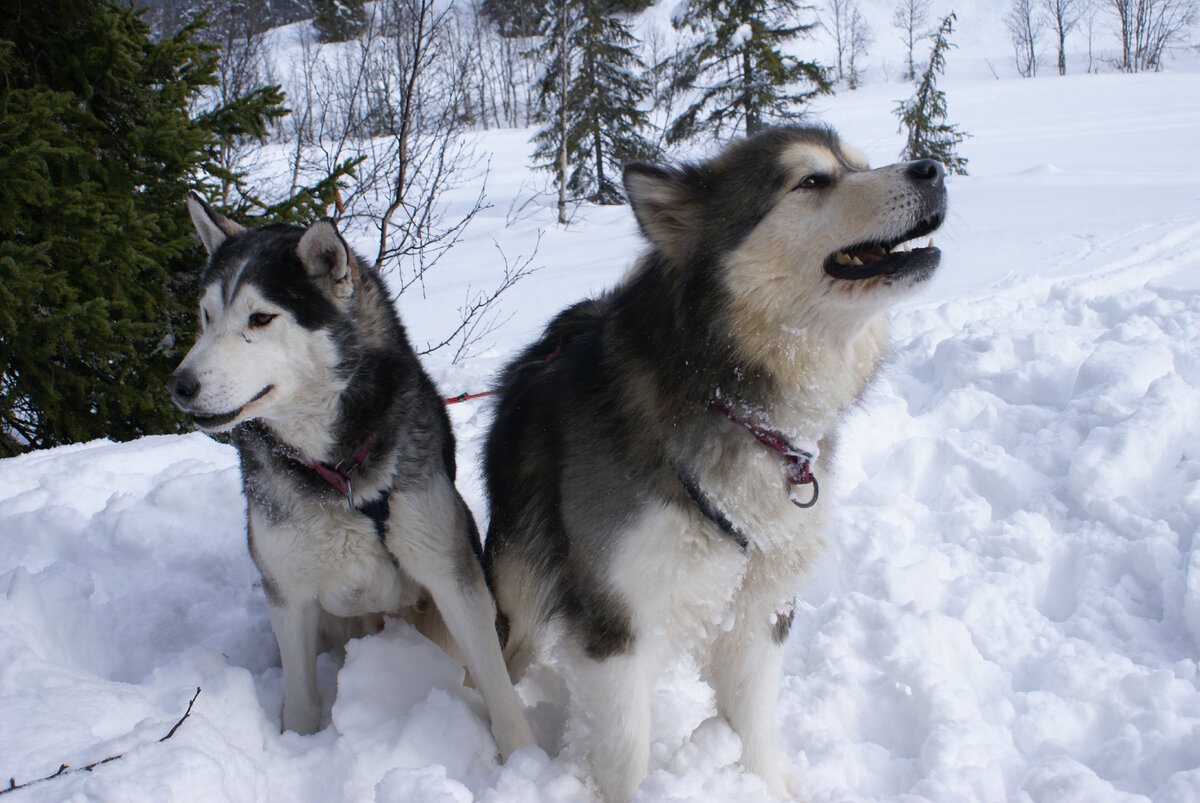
[483,126,947,799]
[168,194,533,757]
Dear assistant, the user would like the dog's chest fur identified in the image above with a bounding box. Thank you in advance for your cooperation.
[239,436,413,617]
[626,316,889,636]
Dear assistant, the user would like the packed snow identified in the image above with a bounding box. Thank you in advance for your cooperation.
[3,7,1200,801]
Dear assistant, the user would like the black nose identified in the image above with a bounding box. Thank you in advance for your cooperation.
[906,159,944,184]
[167,370,199,404]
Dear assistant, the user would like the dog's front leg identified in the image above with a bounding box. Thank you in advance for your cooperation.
[268,595,323,734]
[704,594,793,797]
[569,642,662,803]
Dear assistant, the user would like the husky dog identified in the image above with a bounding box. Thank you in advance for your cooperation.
[168,194,533,758]
[483,126,946,799]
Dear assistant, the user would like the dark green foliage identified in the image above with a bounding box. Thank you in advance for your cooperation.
[141,0,313,39]
[667,0,832,143]
[483,0,648,38]
[0,0,350,455]
[895,11,969,175]
[604,0,653,12]
[482,0,549,37]
[531,0,656,212]
[311,0,367,42]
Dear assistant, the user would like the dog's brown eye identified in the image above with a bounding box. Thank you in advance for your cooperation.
[248,312,277,328]
[795,175,831,190]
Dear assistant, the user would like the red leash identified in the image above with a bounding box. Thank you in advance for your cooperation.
[445,390,498,405]
[443,347,562,406]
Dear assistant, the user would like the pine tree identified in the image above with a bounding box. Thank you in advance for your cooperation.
[531,0,655,221]
[0,0,349,454]
[894,11,968,175]
[311,0,367,43]
[667,0,831,143]
[483,0,551,37]
[483,0,649,37]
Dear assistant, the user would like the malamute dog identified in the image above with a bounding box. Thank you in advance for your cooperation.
[484,126,947,799]
[168,194,533,758]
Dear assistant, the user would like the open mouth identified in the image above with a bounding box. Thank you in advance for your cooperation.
[192,385,273,430]
[824,212,945,280]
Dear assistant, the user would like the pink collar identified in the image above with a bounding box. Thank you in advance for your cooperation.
[300,433,378,499]
[713,401,819,508]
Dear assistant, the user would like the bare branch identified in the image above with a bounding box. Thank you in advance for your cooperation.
[2,688,201,797]
[416,236,540,363]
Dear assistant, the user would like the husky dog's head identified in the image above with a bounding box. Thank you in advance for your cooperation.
[168,193,366,450]
[623,126,946,346]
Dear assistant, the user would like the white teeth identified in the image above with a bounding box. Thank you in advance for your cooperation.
[836,238,931,265]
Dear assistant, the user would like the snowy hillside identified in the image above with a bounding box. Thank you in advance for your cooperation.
[3,8,1200,801]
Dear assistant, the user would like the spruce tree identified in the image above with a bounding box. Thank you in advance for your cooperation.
[894,11,969,175]
[531,0,655,220]
[311,0,367,42]
[667,0,831,143]
[483,0,550,37]
[0,0,348,454]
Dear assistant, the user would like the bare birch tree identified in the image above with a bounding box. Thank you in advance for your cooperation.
[827,0,851,82]
[277,0,534,360]
[1006,0,1044,76]
[1106,0,1198,71]
[893,0,932,80]
[1041,0,1083,74]
[846,4,874,88]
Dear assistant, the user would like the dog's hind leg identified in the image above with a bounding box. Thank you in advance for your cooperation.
[426,561,537,758]
[486,551,547,682]
[500,621,539,682]
[268,595,323,734]
[388,476,535,760]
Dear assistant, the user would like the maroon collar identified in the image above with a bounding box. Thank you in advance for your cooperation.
[299,433,378,498]
[713,401,819,508]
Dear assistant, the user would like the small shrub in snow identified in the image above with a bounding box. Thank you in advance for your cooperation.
[895,12,969,175]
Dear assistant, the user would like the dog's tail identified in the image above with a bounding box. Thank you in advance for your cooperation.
[497,297,608,389]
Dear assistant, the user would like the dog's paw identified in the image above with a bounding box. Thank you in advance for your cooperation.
[757,766,790,799]
[759,759,807,800]
[493,711,537,761]
[281,702,322,736]
[742,746,800,799]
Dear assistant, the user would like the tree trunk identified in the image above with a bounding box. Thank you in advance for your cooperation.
[556,0,569,224]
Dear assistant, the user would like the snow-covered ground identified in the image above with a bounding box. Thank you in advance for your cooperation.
[4,12,1200,801]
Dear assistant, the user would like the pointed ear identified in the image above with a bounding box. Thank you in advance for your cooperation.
[186,190,244,254]
[623,163,706,260]
[297,219,354,301]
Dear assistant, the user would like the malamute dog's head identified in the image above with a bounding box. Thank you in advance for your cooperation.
[624,125,946,351]
[168,194,388,455]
